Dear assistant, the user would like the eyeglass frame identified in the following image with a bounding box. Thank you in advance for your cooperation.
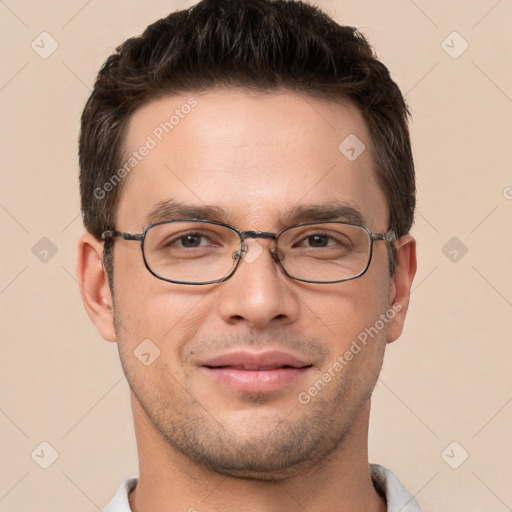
[101,219,396,285]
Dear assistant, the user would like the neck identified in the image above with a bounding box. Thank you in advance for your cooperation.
[128,395,386,512]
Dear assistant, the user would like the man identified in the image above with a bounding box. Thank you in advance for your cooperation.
[77,0,419,510]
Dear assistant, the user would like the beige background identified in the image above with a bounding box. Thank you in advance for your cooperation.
[1,0,511,510]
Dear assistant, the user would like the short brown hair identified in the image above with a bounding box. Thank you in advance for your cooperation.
[79,0,415,279]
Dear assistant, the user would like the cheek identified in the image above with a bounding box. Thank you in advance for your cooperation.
[112,265,217,366]
[304,273,391,347]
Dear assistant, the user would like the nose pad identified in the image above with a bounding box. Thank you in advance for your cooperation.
[232,248,242,262]
[271,247,284,264]
[239,239,264,264]
[232,240,246,263]
[232,240,280,267]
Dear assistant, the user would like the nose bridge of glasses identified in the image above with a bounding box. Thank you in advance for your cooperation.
[235,230,280,263]
[240,230,277,241]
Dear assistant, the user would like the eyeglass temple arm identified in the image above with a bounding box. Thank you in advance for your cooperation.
[371,230,396,243]
[101,230,143,241]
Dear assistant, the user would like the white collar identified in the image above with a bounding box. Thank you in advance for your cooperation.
[103,464,421,511]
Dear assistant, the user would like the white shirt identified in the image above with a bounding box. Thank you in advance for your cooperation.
[103,464,421,511]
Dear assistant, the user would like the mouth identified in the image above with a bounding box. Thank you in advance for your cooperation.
[201,351,313,393]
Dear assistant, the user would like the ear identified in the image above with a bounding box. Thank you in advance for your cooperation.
[76,233,116,342]
[386,235,417,343]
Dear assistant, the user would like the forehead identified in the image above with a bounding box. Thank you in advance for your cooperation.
[117,89,388,231]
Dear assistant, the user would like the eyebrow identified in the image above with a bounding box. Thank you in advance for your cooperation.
[281,202,366,226]
[144,199,366,227]
[145,200,226,225]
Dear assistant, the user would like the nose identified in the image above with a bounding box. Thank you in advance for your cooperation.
[217,238,300,329]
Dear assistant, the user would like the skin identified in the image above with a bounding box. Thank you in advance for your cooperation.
[78,89,416,512]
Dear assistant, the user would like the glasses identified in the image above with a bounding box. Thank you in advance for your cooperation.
[102,219,395,285]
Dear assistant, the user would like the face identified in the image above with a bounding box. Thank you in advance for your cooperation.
[82,89,415,480]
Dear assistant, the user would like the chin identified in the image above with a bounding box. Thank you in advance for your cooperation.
[203,457,318,482]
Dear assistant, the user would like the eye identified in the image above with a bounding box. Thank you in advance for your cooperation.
[295,232,351,249]
[176,233,209,248]
[301,234,336,248]
[165,231,220,249]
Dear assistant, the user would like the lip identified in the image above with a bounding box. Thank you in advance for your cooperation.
[201,350,313,393]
